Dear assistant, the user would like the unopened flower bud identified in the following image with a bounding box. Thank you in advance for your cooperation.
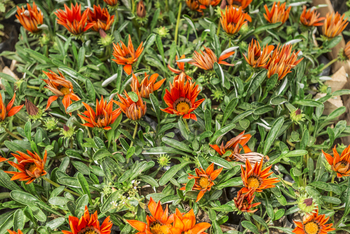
[137,0,146,18]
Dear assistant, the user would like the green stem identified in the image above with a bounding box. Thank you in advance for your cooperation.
[216,20,221,36]
[174,1,182,45]
[330,174,336,212]
[5,128,23,141]
[183,118,190,132]
[27,85,40,90]
[132,0,135,14]
[43,177,81,197]
[130,122,138,148]
[321,58,338,71]
[245,71,255,83]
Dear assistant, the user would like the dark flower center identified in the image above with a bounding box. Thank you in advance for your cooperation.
[25,163,37,173]
[77,226,101,234]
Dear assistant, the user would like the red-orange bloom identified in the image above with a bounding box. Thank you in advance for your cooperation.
[227,0,252,9]
[55,3,94,35]
[322,12,348,38]
[322,145,350,178]
[62,206,112,234]
[198,0,221,7]
[241,158,279,193]
[292,209,335,234]
[168,55,192,81]
[167,209,211,234]
[190,46,235,70]
[43,70,80,112]
[243,39,274,68]
[0,93,24,121]
[300,6,325,27]
[7,230,23,234]
[220,6,252,35]
[186,0,205,13]
[345,41,350,60]
[234,188,261,213]
[16,2,43,34]
[180,163,223,202]
[88,5,115,32]
[114,91,147,120]
[264,2,291,24]
[131,73,166,98]
[161,74,204,121]
[1,150,47,184]
[112,35,144,75]
[103,0,118,7]
[78,97,121,130]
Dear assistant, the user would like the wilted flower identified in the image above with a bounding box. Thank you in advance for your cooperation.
[190,46,235,70]
[131,73,166,98]
[292,209,335,234]
[290,109,305,124]
[344,41,350,60]
[322,145,350,178]
[0,93,24,122]
[16,2,43,34]
[136,0,146,18]
[114,91,147,121]
[300,6,325,27]
[25,99,43,120]
[220,6,252,36]
[227,0,252,9]
[264,2,291,24]
[166,209,211,234]
[243,39,274,68]
[186,0,205,13]
[322,12,348,38]
[88,5,115,32]
[168,55,192,81]
[234,188,261,213]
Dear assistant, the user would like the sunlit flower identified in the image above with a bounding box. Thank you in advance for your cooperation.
[180,163,223,202]
[103,0,118,7]
[166,209,211,234]
[16,2,43,34]
[322,12,348,38]
[186,0,205,13]
[243,39,274,68]
[241,158,280,193]
[264,2,291,24]
[300,6,325,27]
[62,206,112,234]
[1,150,47,184]
[0,93,24,122]
[190,46,235,70]
[7,230,23,234]
[88,5,115,32]
[168,55,192,81]
[161,74,204,121]
[344,41,350,60]
[112,35,144,75]
[292,209,335,234]
[220,6,252,35]
[43,70,80,112]
[114,90,147,121]
[131,73,166,98]
[234,188,261,213]
[55,3,94,35]
[322,145,350,178]
[198,0,221,7]
[227,0,252,9]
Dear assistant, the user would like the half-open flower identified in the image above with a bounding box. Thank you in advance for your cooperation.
[43,70,80,112]
[344,41,350,60]
[112,35,144,75]
[88,5,115,32]
[78,97,121,130]
[180,163,223,202]
[114,90,147,120]
[161,74,204,121]
[167,209,211,234]
[227,0,252,9]
[0,93,24,122]
[322,12,348,38]
[264,2,291,24]
[103,0,118,7]
[1,150,47,184]
[292,209,335,234]
[16,2,43,34]
[62,206,112,234]
[300,6,325,27]
[241,158,280,193]
[322,145,350,178]
[131,73,166,98]
[168,55,192,81]
[55,3,94,35]
[198,0,221,7]
[7,230,23,234]
[186,0,205,13]
[234,188,261,213]
[189,46,235,70]
[243,39,274,68]
[220,6,252,35]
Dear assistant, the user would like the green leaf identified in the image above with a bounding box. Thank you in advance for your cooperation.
[178,118,189,140]
[324,106,346,122]
[77,173,92,204]
[86,79,96,102]
[150,93,161,123]
[252,214,269,231]
[293,100,323,108]
[162,137,193,153]
[93,148,112,161]
[143,146,190,156]
[48,197,70,206]
[327,35,342,48]
[185,179,195,192]
[45,217,65,230]
[208,156,233,169]
[343,179,350,218]
[263,117,284,155]
[71,161,90,175]
[0,212,14,234]
[241,221,259,234]
[246,70,267,97]
[66,100,83,113]
[216,177,242,189]
[310,181,332,191]
[322,196,341,205]
[274,209,285,220]
[128,92,139,102]
[232,110,254,124]
[150,8,160,31]
[0,73,17,83]
[254,22,281,34]
[210,123,236,144]
[214,62,226,88]
[13,209,25,231]
[332,89,350,96]
[139,175,159,187]
[159,162,192,186]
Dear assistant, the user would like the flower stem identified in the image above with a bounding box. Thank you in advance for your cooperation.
[43,177,81,197]
[216,20,221,36]
[27,85,40,90]
[330,174,336,211]
[183,118,190,132]
[174,1,182,45]
[5,128,22,141]
[130,122,138,148]
[321,58,338,71]
[245,71,255,83]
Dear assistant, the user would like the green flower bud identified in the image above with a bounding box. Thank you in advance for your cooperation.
[44,117,58,131]
[290,109,305,124]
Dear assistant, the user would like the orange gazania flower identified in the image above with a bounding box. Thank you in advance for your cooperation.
[234,188,261,213]
[43,70,80,112]
[264,2,291,24]
[112,35,144,75]
[55,3,94,35]
[186,0,205,13]
[131,73,166,98]
[322,12,348,38]
[168,55,192,81]
[198,0,221,7]
[103,0,118,7]
[167,209,211,234]
[161,74,204,121]
[220,6,252,35]
[322,145,350,178]
[114,91,147,120]
[243,39,274,68]
[344,41,350,60]
[241,158,280,193]
[0,93,24,122]
[16,2,43,34]
[127,197,174,234]
[62,206,112,234]
[7,230,23,234]
[0,150,47,184]
[300,6,325,27]
[292,209,335,234]
[88,5,115,32]
[180,163,223,202]
[227,0,252,9]
[189,46,235,70]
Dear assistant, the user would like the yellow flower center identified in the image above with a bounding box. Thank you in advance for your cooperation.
[175,101,191,114]
[199,177,210,188]
[304,222,319,234]
[77,226,101,234]
[25,163,37,173]
[150,223,164,234]
[247,177,260,189]
[60,87,70,95]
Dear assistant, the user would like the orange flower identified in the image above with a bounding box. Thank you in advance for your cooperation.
[345,41,350,60]
[103,0,118,7]
[62,206,112,234]
[180,163,223,202]
[7,230,23,234]
[198,0,221,7]
[227,0,252,9]
[131,73,166,98]
[220,6,252,35]
[0,93,24,121]
[112,35,144,75]
[127,197,174,234]
[167,209,211,234]
[234,188,261,213]
[322,12,348,38]
[241,158,279,193]
[16,2,43,34]
[243,39,274,68]
[186,0,205,13]
[88,5,115,32]
[43,70,80,112]
[292,209,335,234]
[168,55,192,81]
[55,3,94,35]
[300,6,325,27]
[322,145,350,178]
[1,150,47,184]
[264,2,291,24]
[189,46,235,70]
[114,91,147,120]
[161,74,204,121]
